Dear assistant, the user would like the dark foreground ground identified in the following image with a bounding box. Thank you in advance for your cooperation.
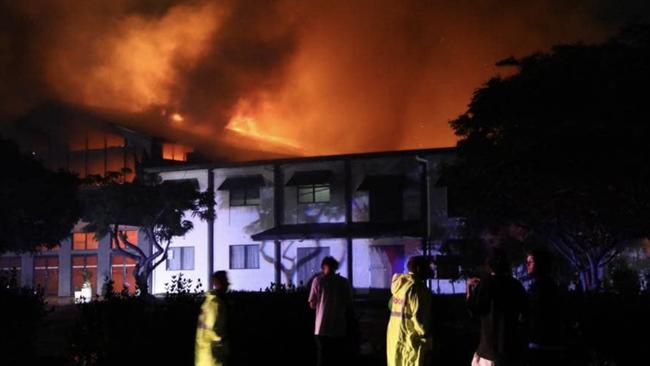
[3,290,650,366]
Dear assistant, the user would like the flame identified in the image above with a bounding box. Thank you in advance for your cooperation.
[225,97,303,152]
[226,115,302,151]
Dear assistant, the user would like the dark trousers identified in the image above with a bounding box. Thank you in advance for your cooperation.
[315,335,348,366]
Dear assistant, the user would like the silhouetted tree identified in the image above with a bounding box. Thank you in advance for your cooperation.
[81,173,214,295]
[442,25,650,290]
[0,137,80,253]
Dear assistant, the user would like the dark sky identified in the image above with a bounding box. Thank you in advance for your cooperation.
[1,0,649,158]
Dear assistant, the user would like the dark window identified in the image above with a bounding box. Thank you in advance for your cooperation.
[229,245,260,269]
[298,184,330,204]
[0,256,22,283]
[369,186,403,222]
[230,186,261,206]
[166,247,194,271]
[296,247,330,285]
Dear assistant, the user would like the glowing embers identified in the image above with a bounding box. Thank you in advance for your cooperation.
[162,143,194,161]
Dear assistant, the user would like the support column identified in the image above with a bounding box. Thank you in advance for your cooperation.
[207,169,215,286]
[273,164,284,287]
[344,160,354,286]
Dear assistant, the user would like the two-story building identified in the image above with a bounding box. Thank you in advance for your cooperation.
[148,147,459,293]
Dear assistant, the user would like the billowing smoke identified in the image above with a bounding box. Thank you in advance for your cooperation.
[0,0,647,159]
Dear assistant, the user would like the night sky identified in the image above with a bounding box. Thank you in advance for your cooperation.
[1,0,649,158]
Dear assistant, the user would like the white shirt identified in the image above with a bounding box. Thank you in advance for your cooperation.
[309,273,352,337]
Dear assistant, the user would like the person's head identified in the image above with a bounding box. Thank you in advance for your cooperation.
[486,247,511,276]
[212,271,230,292]
[527,249,552,276]
[321,256,339,275]
[407,255,434,280]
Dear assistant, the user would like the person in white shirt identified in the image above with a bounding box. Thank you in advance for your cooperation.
[308,256,353,366]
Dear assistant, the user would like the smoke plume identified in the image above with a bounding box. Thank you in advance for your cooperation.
[0,0,647,159]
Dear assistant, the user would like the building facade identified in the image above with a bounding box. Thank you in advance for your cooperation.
[1,147,462,297]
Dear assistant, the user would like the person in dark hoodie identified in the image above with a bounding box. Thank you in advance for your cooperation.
[467,248,527,366]
[525,249,567,366]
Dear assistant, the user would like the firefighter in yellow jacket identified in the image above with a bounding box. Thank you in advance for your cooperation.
[387,256,434,366]
[196,271,230,366]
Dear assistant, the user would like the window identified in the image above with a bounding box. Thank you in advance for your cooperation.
[71,255,97,292]
[34,256,59,296]
[162,143,193,161]
[296,247,330,285]
[230,186,261,206]
[166,247,194,271]
[229,245,260,269]
[112,230,138,249]
[0,256,21,283]
[73,233,99,250]
[111,255,137,294]
[298,184,330,203]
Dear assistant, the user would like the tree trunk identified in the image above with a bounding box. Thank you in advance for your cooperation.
[578,258,604,291]
[135,271,149,296]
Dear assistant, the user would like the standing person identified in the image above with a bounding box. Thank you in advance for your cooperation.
[386,255,434,366]
[308,256,353,366]
[196,271,230,366]
[467,248,527,366]
[526,249,566,366]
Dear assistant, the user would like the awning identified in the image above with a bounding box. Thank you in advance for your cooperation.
[286,170,333,186]
[251,221,423,241]
[357,175,405,190]
[217,175,265,190]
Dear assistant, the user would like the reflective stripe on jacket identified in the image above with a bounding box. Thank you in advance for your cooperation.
[387,273,433,366]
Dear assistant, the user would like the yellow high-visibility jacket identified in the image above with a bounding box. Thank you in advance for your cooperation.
[195,291,228,366]
[387,273,433,366]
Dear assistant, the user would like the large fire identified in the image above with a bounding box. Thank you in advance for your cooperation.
[1,0,611,160]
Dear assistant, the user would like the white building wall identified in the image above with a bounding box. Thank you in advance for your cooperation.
[151,169,210,294]
[213,165,275,291]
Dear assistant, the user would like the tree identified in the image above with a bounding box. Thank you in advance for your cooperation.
[82,173,214,295]
[441,26,650,291]
[0,136,80,253]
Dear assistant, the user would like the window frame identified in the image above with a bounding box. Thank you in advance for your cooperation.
[72,232,99,251]
[297,183,331,204]
[230,186,261,207]
[229,244,260,270]
[166,247,195,271]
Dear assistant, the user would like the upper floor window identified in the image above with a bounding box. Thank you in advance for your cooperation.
[298,184,331,203]
[230,186,261,206]
[217,175,265,207]
[162,143,193,161]
[358,175,405,223]
[73,233,99,250]
[112,230,138,249]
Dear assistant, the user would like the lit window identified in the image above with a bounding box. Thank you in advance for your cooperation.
[230,186,260,206]
[112,231,138,249]
[34,256,59,296]
[162,143,193,161]
[73,233,99,251]
[298,184,330,203]
[106,134,125,148]
[166,247,194,271]
[72,255,97,292]
[111,255,137,294]
[229,245,260,269]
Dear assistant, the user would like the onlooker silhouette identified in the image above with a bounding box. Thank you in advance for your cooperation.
[526,249,566,366]
[195,271,230,366]
[308,256,353,366]
[386,255,434,366]
[467,248,527,366]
